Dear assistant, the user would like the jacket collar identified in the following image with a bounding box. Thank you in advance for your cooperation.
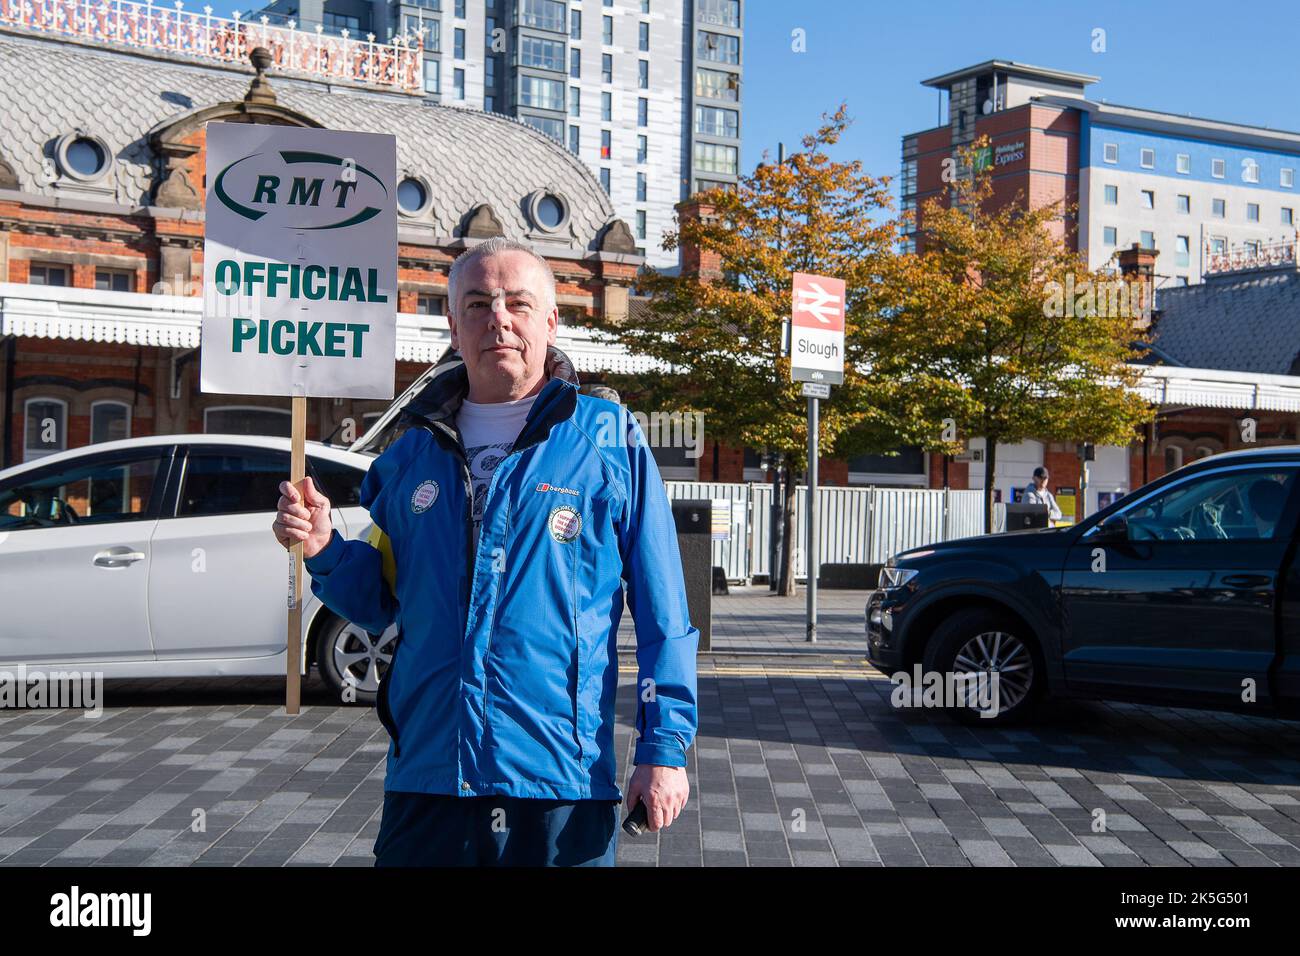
[401,345,581,450]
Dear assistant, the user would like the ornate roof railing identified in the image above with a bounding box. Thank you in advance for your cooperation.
[0,0,424,91]
[1204,234,1299,276]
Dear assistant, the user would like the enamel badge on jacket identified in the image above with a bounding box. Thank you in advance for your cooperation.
[409,480,439,513]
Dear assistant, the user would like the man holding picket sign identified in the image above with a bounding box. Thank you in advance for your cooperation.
[272,238,699,866]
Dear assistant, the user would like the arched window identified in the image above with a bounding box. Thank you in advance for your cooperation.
[204,406,291,437]
[24,397,67,462]
[1163,444,1184,473]
[90,400,132,444]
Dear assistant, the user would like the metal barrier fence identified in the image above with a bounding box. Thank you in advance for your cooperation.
[664,482,1006,582]
[663,481,752,581]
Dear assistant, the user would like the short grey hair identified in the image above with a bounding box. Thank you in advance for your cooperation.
[447,237,557,313]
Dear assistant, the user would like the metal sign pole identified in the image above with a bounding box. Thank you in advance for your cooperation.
[806,394,818,643]
[789,269,842,634]
[769,456,782,592]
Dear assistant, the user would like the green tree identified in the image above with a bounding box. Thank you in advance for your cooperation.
[861,137,1155,532]
[593,106,907,594]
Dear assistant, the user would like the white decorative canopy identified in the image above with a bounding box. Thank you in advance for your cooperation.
[0,283,664,375]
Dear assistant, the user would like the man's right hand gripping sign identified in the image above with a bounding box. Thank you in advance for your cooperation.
[273,477,332,558]
[273,238,698,866]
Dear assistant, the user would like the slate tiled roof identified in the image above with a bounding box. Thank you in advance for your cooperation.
[0,29,616,249]
[1152,267,1300,375]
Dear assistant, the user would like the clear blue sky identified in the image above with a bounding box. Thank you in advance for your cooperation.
[207,0,1300,200]
[744,0,1300,197]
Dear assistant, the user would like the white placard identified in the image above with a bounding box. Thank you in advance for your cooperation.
[201,122,397,399]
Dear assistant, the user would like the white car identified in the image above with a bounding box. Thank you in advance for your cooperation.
[0,433,397,702]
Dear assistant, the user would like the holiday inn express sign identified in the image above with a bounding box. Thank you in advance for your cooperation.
[201,123,397,399]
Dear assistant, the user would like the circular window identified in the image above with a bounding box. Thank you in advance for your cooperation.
[537,195,565,228]
[66,139,105,176]
[55,131,112,182]
[527,190,570,234]
[397,176,432,217]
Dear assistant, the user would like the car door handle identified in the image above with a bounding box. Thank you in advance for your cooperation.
[1221,573,1270,588]
[93,549,146,568]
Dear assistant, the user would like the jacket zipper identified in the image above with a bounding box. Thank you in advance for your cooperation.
[572,540,584,765]
[482,494,512,736]
[470,447,584,766]
[470,437,566,752]
[459,456,473,629]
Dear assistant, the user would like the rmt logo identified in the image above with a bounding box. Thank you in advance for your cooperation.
[212,150,387,230]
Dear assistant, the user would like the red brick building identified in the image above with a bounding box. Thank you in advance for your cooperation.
[0,26,644,469]
[901,61,1095,257]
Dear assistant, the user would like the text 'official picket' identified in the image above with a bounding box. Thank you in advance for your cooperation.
[232,318,371,357]
[212,259,389,303]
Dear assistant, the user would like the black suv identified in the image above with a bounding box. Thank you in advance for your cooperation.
[866,446,1300,724]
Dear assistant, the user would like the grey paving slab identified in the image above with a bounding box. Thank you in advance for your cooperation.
[3,589,1300,867]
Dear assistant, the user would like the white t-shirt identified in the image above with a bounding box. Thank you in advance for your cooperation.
[456,394,538,544]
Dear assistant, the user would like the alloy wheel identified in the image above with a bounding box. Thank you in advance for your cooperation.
[331,624,396,695]
[951,630,1034,716]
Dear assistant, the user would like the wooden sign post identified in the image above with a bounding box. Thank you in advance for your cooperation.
[287,394,306,714]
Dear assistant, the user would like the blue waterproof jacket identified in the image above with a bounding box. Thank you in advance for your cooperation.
[306,347,699,800]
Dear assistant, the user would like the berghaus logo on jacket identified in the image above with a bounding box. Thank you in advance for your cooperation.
[536,482,580,496]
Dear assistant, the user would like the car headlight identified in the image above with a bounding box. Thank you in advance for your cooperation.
[878,566,919,589]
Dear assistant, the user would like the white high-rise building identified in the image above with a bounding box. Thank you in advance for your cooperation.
[253,0,744,268]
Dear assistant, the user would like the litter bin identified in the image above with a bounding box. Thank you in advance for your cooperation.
[1003,502,1050,531]
[671,499,712,652]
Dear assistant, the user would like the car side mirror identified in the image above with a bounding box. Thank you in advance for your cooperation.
[1095,514,1128,541]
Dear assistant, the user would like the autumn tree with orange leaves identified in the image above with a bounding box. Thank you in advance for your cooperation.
[595,106,910,594]
[860,136,1154,532]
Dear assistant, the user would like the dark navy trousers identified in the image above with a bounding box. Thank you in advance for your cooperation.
[373,791,620,867]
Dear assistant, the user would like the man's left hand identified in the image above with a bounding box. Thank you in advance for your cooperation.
[626,764,689,831]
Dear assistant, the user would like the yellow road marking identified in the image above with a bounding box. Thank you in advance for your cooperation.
[617,664,889,680]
